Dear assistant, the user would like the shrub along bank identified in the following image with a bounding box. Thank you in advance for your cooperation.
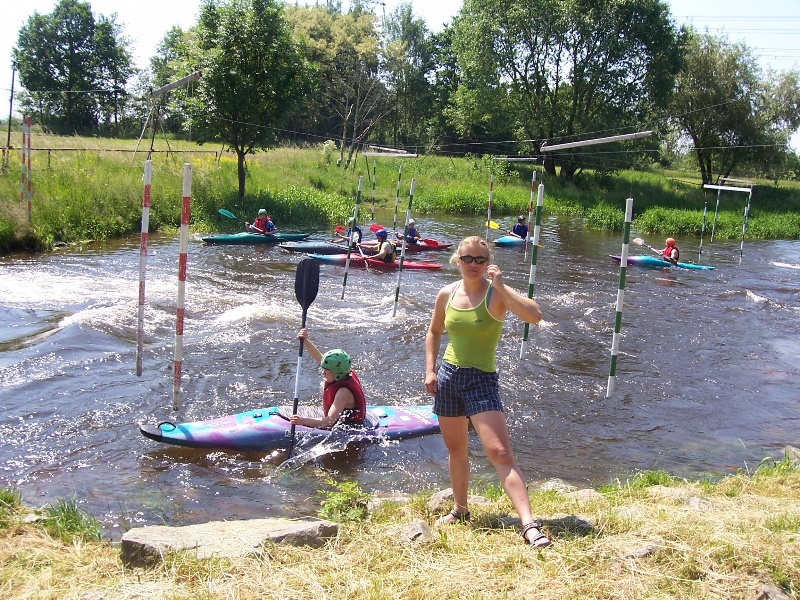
[1,137,798,254]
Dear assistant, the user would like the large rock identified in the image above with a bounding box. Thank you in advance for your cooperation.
[121,517,337,567]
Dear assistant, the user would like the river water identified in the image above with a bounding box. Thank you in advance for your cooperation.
[1,214,798,539]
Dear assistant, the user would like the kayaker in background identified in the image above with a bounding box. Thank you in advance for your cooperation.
[424,235,551,548]
[508,215,528,239]
[333,217,363,247]
[289,328,366,429]
[245,209,277,234]
[370,229,397,262]
[394,218,421,245]
[660,238,680,265]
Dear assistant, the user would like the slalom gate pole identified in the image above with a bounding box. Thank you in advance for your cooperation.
[370,159,376,221]
[25,116,31,221]
[392,164,402,231]
[136,159,152,377]
[19,116,27,206]
[710,188,722,242]
[485,173,494,242]
[607,197,634,398]
[520,182,544,358]
[341,176,363,299]
[739,188,753,261]
[392,178,415,317]
[524,170,536,260]
[699,190,708,260]
[173,163,192,410]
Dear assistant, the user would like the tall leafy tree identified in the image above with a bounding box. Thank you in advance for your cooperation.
[187,0,311,198]
[381,2,435,149]
[286,4,387,169]
[670,31,800,184]
[448,0,683,179]
[12,0,133,133]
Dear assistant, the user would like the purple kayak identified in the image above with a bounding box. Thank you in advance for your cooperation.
[140,404,440,452]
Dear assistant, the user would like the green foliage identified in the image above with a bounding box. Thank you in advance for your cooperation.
[40,498,102,544]
[585,202,625,230]
[318,480,370,523]
[0,488,22,528]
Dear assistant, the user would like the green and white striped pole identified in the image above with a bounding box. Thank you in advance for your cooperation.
[485,173,494,242]
[392,178,415,317]
[370,159,376,221]
[519,179,544,358]
[607,197,634,398]
[341,176,363,300]
[524,170,536,260]
[392,164,402,231]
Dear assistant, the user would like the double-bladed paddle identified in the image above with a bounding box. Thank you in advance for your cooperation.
[218,208,265,234]
[633,237,676,265]
[287,258,321,458]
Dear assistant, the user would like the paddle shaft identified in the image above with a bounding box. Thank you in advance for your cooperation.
[218,208,265,234]
[287,259,321,458]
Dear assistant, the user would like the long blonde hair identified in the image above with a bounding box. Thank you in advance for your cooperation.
[449,236,492,266]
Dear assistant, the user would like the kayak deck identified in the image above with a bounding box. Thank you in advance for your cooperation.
[202,232,311,245]
[140,404,440,452]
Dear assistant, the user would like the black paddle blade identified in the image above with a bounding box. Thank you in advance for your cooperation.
[295,259,320,310]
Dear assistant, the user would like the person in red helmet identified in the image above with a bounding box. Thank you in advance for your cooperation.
[660,238,680,265]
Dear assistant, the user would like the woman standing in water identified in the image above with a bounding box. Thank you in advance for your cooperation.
[424,235,550,547]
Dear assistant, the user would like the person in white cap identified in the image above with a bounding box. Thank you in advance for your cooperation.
[395,218,421,245]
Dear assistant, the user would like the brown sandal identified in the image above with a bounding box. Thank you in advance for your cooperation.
[435,509,470,526]
[521,522,551,548]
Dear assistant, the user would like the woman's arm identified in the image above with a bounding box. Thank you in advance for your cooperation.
[424,287,448,394]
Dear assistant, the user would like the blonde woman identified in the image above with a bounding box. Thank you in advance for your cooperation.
[424,236,550,547]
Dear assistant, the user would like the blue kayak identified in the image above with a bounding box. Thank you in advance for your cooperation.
[609,255,715,270]
[494,235,526,246]
[202,232,310,245]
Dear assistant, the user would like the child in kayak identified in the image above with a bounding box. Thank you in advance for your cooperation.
[289,328,366,429]
[246,209,277,234]
[508,215,528,239]
[333,217,363,248]
[394,218,421,245]
[370,229,397,262]
[660,237,680,265]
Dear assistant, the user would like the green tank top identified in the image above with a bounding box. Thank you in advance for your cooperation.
[442,283,503,372]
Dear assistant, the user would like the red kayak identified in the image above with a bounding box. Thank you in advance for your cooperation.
[306,253,442,270]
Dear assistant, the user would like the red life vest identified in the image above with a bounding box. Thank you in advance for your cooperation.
[322,370,366,424]
[661,245,680,261]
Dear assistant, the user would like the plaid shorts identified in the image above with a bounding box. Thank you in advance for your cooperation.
[433,361,503,418]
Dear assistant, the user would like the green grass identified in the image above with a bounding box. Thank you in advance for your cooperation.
[2,133,799,254]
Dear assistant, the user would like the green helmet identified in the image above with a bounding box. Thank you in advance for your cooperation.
[320,349,351,381]
[258,208,267,215]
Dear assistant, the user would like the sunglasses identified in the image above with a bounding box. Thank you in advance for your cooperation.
[459,255,489,264]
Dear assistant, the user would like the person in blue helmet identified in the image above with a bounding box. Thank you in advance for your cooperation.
[370,228,397,262]
[508,215,528,239]
[289,328,366,429]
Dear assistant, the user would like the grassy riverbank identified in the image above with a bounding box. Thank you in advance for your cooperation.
[2,457,799,599]
[1,132,799,254]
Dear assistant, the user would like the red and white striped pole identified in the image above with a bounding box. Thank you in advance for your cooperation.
[173,163,192,410]
[136,159,152,377]
[19,115,27,205]
[26,116,32,221]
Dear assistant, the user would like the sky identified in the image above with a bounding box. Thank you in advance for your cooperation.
[1,0,798,143]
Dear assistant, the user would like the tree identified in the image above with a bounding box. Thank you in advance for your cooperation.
[448,0,683,179]
[94,14,135,134]
[186,0,311,199]
[670,31,800,184]
[286,4,387,169]
[12,0,133,134]
[381,2,435,148]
